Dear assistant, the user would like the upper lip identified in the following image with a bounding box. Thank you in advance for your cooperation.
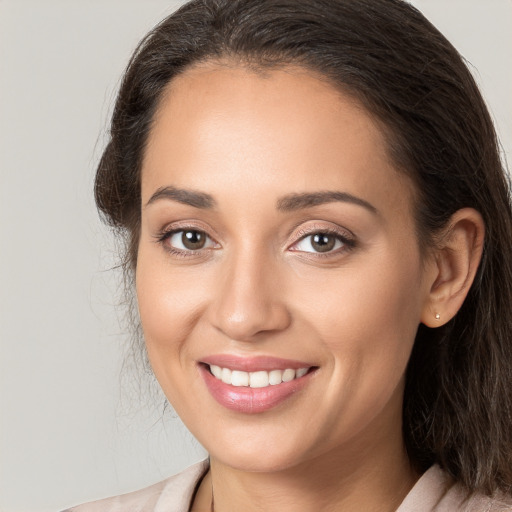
[200,354,316,372]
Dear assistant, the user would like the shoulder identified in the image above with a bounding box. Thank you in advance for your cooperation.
[62,459,209,512]
[464,493,512,512]
[398,465,512,512]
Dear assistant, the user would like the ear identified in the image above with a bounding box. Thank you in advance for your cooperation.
[421,208,485,327]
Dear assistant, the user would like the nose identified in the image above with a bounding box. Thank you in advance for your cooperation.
[207,249,291,341]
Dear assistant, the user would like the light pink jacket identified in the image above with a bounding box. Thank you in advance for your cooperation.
[64,460,512,512]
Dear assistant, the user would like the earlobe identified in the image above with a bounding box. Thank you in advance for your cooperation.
[421,208,485,328]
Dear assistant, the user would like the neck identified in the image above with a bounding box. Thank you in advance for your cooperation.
[194,427,419,512]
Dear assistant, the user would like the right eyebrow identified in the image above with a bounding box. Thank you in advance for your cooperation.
[276,190,378,215]
[145,186,216,209]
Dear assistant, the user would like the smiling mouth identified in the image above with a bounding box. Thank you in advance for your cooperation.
[207,364,313,388]
[199,360,318,413]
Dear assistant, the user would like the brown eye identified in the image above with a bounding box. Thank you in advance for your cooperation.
[164,229,216,252]
[181,230,206,250]
[310,233,336,253]
[291,231,349,254]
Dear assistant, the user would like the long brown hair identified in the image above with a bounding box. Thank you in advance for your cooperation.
[95,0,512,495]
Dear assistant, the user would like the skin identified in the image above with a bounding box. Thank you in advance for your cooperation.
[136,63,484,511]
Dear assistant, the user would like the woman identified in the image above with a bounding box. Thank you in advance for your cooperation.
[66,0,512,510]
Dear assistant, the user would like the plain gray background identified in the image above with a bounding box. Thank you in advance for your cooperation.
[0,1,510,511]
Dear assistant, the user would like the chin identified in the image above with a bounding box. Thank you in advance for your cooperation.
[201,424,318,473]
[212,448,306,474]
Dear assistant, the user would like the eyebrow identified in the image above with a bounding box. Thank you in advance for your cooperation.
[145,186,216,209]
[145,186,377,215]
[276,191,378,214]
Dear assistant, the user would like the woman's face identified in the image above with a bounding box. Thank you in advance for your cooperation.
[136,64,435,472]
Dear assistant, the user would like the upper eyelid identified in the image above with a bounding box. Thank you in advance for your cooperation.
[291,223,355,243]
[159,227,218,247]
[296,226,352,238]
[156,221,220,242]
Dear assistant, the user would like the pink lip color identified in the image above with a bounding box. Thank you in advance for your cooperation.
[201,354,313,372]
[198,355,316,414]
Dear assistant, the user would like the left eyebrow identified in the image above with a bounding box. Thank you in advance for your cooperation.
[276,191,378,215]
[145,186,216,209]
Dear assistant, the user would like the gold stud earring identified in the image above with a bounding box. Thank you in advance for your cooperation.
[435,313,440,320]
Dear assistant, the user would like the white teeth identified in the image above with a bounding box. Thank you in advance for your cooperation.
[210,364,222,379]
[249,371,269,388]
[209,365,310,387]
[296,367,308,378]
[268,369,283,385]
[231,370,249,387]
[282,368,296,382]
[221,367,232,384]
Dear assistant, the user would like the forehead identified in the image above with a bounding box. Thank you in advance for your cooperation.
[141,63,414,217]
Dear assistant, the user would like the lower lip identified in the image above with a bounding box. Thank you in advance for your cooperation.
[199,365,314,414]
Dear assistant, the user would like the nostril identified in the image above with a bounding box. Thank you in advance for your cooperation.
[210,304,292,342]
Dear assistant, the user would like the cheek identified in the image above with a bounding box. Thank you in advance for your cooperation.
[135,250,212,370]
[290,248,424,410]
[294,249,422,330]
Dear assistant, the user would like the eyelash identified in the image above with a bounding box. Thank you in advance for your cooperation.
[155,226,217,259]
[291,226,356,258]
[155,225,356,259]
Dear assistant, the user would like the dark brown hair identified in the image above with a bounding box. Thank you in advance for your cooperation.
[95,0,512,495]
